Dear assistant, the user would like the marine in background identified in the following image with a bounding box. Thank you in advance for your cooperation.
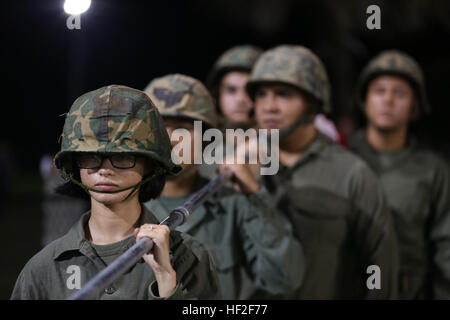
[350,50,450,299]
[244,45,399,299]
[143,74,305,299]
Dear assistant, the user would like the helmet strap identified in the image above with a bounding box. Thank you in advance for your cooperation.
[60,168,164,201]
[279,113,316,140]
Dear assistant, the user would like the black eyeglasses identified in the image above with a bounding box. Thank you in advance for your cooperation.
[76,153,138,169]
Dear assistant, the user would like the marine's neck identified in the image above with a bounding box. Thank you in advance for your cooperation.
[88,197,141,245]
[162,166,198,197]
[366,124,408,152]
[279,124,317,167]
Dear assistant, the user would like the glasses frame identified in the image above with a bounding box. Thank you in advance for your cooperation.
[75,153,138,170]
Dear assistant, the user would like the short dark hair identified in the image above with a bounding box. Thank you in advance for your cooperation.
[54,158,166,203]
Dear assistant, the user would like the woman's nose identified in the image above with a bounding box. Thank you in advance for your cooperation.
[97,157,114,174]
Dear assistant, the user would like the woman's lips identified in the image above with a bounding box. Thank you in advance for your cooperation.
[94,183,119,191]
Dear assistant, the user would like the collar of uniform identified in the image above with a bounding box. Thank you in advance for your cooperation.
[52,206,160,260]
[52,211,91,260]
[285,131,332,172]
[349,129,417,171]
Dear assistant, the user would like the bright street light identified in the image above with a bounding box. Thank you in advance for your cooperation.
[64,0,91,15]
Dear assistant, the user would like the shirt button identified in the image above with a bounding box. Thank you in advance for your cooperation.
[104,287,116,295]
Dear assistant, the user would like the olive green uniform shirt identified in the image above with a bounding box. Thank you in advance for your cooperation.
[11,207,220,300]
[260,132,399,299]
[145,176,305,299]
[350,130,450,299]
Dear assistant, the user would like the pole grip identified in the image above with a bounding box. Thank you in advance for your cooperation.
[67,237,154,300]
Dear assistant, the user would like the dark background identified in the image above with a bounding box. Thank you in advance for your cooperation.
[1,0,449,299]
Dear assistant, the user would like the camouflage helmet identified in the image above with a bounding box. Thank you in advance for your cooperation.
[207,45,263,91]
[246,45,332,114]
[54,85,181,176]
[144,74,219,128]
[356,50,430,115]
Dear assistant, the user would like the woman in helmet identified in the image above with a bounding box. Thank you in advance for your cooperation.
[11,85,220,300]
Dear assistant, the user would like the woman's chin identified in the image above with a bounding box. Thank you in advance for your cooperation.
[90,192,130,205]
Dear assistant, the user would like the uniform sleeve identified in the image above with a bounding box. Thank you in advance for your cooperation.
[236,186,305,295]
[148,282,184,300]
[347,163,399,299]
[429,160,450,299]
[167,232,221,300]
[10,262,46,300]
